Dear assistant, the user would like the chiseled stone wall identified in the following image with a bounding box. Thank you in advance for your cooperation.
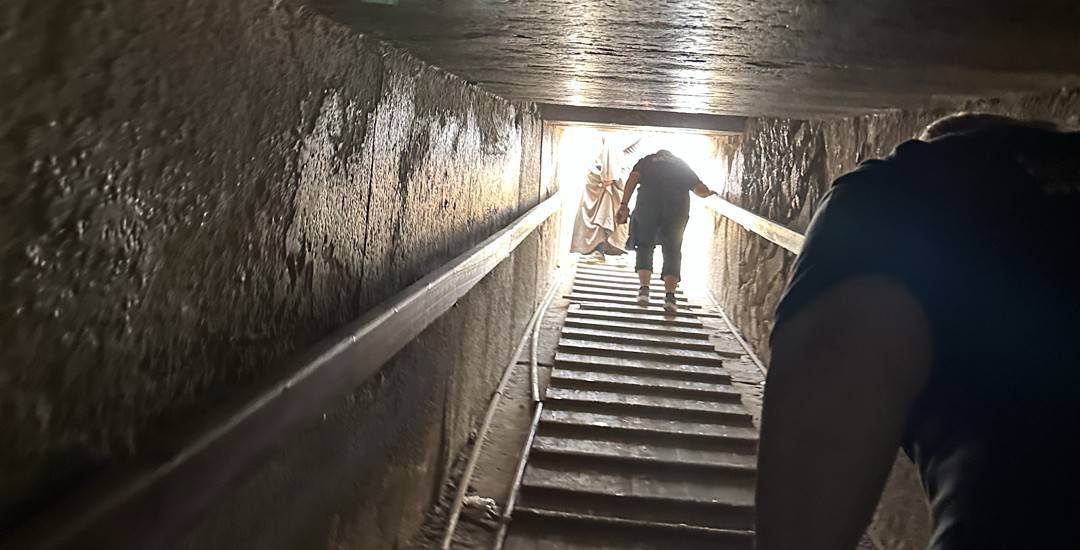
[1,1,554,547]
[705,88,1080,549]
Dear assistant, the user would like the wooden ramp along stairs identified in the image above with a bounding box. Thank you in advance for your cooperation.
[503,262,759,550]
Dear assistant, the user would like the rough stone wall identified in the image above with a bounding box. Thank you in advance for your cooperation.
[315,0,1080,117]
[704,88,1080,548]
[174,223,560,550]
[0,0,554,547]
[707,112,949,366]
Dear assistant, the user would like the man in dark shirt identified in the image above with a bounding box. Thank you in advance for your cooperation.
[756,113,1080,550]
[615,150,716,312]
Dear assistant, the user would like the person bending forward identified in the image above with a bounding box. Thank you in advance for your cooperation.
[615,149,716,312]
[758,114,1080,550]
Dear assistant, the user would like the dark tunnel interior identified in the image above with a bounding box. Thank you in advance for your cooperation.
[2,1,1080,549]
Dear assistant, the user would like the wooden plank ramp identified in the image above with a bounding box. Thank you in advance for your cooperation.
[503,262,758,550]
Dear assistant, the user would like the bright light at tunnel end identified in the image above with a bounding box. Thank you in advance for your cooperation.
[553,123,731,298]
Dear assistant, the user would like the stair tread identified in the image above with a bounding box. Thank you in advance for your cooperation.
[550,368,740,400]
[576,301,700,318]
[505,508,754,550]
[533,435,757,467]
[577,267,655,277]
[545,388,751,418]
[522,462,755,505]
[555,352,731,382]
[569,291,701,306]
[576,264,641,274]
[574,277,673,290]
[513,506,755,536]
[558,338,726,365]
[540,409,759,441]
[575,272,662,283]
[576,265,651,273]
[561,326,716,350]
[563,317,713,338]
[567,309,704,328]
[571,284,691,300]
[519,484,755,531]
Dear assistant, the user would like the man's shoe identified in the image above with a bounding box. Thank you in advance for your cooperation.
[663,293,678,313]
[637,287,650,307]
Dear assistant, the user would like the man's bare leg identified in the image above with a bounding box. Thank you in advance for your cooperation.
[638,270,652,287]
[663,275,678,294]
[637,270,652,306]
[663,275,679,313]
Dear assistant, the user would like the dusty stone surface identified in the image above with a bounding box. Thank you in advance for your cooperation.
[406,265,574,550]
[315,0,1080,117]
[175,225,558,550]
[703,88,1080,548]
[0,0,557,547]
[708,87,1080,361]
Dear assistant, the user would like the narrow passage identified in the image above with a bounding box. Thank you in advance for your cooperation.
[501,260,761,549]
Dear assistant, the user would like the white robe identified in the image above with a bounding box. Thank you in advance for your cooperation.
[570,141,629,255]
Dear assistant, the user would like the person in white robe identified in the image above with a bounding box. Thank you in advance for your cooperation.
[569,138,636,260]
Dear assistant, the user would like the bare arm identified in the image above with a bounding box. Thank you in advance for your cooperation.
[691,181,716,197]
[615,171,640,224]
[621,171,640,207]
[756,276,931,550]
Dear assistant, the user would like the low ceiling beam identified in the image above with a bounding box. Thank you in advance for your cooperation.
[538,104,746,134]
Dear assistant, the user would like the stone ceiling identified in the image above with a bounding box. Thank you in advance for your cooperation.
[316,0,1080,118]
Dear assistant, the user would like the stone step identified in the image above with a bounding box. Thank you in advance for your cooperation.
[528,443,756,485]
[522,457,754,506]
[532,434,757,468]
[566,309,704,328]
[555,352,731,384]
[550,368,742,402]
[571,282,690,300]
[575,273,664,288]
[505,507,753,550]
[562,317,713,339]
[518,481,756,529]
[558,338,728,366]
[561,325,716,351]
[575,301,700,319]
[576,267,650,279]
[577,265,656,277]
[545,387,754,426]
[577,264,640,275]
[539,408,758,453]
[710,333,750,358]
[568,292,702,309]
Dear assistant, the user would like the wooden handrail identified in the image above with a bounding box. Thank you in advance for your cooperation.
[703,195,805,254]
[4,190,563,550]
